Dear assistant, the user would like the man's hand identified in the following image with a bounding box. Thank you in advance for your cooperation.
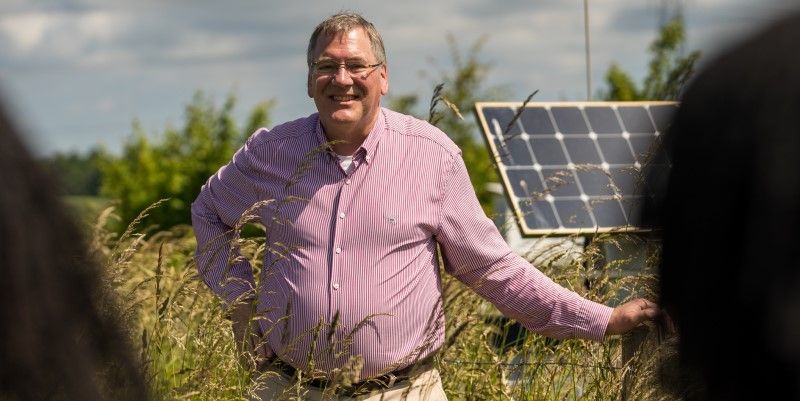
[230,301,271,370]
[605,298,661,337]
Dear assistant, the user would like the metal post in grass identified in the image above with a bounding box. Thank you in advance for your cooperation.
[581,233,676,400]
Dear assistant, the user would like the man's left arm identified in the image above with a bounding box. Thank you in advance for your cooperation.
[435,153,658,340]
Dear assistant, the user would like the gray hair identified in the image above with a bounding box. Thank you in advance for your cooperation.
[306,12,386,69]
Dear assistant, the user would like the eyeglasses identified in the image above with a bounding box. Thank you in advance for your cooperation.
[311,60,383,78]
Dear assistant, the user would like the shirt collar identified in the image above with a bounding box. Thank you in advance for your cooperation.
[313,109,387,165]
[357,108,386,164]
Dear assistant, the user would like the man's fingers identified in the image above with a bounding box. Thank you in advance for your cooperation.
[607,298,664,336]
[643,307,660,320]
[634,298,661,321]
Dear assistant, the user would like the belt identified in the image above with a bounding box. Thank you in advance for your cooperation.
[264,355,435,397]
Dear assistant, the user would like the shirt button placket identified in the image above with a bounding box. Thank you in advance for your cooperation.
[330,174,352,320]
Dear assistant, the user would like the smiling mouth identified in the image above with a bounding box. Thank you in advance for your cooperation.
[330,95,358,102]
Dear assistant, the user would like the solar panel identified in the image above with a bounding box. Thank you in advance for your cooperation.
[475,101,677,236]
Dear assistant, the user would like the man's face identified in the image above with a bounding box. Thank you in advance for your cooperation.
[308,28,388,134]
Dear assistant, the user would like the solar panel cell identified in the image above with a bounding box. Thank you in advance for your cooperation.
[554,199,593,228]
[531,138,567,165]
[564,137,602,164]
[618,106,656,133]
[552,107,590,134]
[506,169,545,198]
[589,199,628,227]
[542,168,580,197]
[620,198,642,226]
[628,135,656,162]
[483,107,521,138]
[519,200,559,229]
[504,137,534,166]
[597,136,636,164]
[649,105,676,132]
[584,106,623,134]
[519,107,556,134]
[608,167,640,196]
[575,169,615,196]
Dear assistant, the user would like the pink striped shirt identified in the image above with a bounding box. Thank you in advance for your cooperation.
[191,108,613,378]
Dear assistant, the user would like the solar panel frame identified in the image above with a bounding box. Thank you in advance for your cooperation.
[474,101,676,237]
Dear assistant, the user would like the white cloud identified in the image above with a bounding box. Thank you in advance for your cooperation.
[164,33,252,62]
[77,10,127,42]
[0,12,58,52]
[0,9,130,69]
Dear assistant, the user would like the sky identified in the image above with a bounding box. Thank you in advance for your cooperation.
[1,0,797,156]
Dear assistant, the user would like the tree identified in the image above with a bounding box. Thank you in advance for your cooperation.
[389,35,507,214]
[41,148,107,196]
[100,92,273,230]
[603,16,700,101]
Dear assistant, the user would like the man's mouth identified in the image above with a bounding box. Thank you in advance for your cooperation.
[330,95,358,102]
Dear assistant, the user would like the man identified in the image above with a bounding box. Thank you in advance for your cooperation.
[192,12,659,400]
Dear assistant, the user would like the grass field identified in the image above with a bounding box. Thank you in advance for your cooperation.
[92,203,677,400]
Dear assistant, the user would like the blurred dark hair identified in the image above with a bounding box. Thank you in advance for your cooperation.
[643,11,800,401]
[0,99,150,400]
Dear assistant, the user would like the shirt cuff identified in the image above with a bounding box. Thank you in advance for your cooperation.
[577,298,615,341]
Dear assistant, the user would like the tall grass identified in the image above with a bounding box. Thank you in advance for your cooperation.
[432,232,666,400]
[89,206,677,400]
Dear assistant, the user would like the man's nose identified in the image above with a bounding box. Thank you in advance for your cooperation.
[331,66,354,86]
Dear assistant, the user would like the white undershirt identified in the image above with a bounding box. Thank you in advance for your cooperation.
[336,153,354,172]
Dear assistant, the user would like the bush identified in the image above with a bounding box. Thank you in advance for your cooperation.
[100,92,273,231]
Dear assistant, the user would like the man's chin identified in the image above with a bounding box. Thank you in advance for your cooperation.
[323,112,360,126]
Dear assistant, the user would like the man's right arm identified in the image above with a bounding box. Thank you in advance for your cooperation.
[191,137,269,366]
[191,138,263,307]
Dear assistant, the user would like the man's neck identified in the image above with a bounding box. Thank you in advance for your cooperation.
[322,114,379,156]
[326,131,364,155]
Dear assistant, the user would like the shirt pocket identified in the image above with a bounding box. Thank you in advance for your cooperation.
[373,185,433,248]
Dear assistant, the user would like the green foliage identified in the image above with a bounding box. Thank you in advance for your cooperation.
[100,92,273,230]
[389,35,507,214]
[387,94,419,115]
[41,148,107,195]
[436,36,505,215]
[603,16,701,101]
[605,63,640,102]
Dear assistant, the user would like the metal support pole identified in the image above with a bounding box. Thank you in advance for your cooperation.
[584,0,592,100]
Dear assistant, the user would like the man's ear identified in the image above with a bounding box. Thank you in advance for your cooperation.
[380,64,389,96]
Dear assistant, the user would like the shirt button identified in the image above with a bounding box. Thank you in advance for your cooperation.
[332,283,340,290]
[345,179,351,185]
[335,247,341,254]
[365,155,371,161]
[339,212,345,219]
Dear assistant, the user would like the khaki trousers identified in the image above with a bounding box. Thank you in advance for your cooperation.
[251,367,447,401]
